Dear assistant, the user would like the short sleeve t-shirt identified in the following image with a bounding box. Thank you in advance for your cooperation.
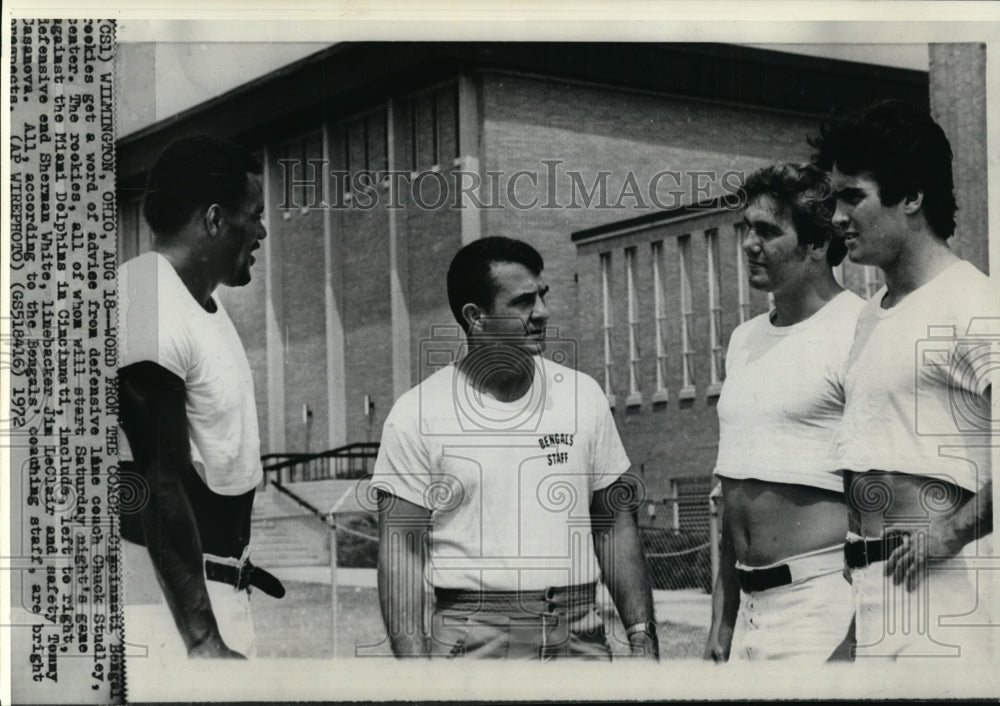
[714,290,865,492]
[832,260,998,492]
[118,252,262,495]
[371,356,631,591]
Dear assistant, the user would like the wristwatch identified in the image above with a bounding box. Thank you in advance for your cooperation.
[625,621,657,639]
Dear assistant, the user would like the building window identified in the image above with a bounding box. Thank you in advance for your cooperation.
[275,133,325,218]
[735,222,752,324]
[670,479,680,531]
[340,127,351,199]
[678,235,696,400]
[625,248,642,407]
[600,252,615,407]
[706,229,723,396]
[574,205,748,409]
[407,83,459,173]
[327,109,390,201]
[651,241,669,403]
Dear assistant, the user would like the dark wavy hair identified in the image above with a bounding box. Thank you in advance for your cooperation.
[810,99,956,240]
[143,134,262,238]
[740,162,847,266]
[447,236,544,333]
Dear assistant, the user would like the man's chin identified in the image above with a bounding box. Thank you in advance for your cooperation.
[507,340,544,356]
[845,248,872,266]
[228,268,253,287]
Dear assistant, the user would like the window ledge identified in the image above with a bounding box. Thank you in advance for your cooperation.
[679,386,696,401]
[651,390,669,404]
[410,165,443,179]
[625,393,643,408]
[706,383,723,398]
[606,393,617,409]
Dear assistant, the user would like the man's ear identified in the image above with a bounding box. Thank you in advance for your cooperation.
[902,190,924,215]
[461,302,484,332]
[809,239,830,262]
[204,203,224,236]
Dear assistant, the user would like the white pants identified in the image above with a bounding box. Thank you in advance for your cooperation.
[850,534,993,661]
[731,545,854,662]
[123,539,255,665]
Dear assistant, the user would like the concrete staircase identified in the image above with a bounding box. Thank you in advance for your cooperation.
[250,485,333,568]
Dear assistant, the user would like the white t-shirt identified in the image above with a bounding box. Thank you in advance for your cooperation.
[118,252,263,495]
[714,290,865,492]
[832,260,998,492]
[371,357,630,591]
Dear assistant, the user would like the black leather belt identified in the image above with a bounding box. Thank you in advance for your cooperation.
[844,534,905,569]
[736,564,793,593]
[434,583,597,612]
[205,559,286,598]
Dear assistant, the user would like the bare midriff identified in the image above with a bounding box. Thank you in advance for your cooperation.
[721,477,848,566]
[844,470,973,537]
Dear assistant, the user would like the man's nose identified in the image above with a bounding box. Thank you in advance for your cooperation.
[532,298,549,322]
[742,229,761,256]
[832,203,849,230]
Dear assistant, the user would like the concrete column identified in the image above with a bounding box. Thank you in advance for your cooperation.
[263,144,287,452]
[387,99,412,400]
[929,43,989,274]
[322,123,347,447]
[457,73,483,245]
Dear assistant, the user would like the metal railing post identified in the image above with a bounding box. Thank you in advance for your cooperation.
[328,513,338,658]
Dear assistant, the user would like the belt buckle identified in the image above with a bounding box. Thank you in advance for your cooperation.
[236,561,252,592]
[844,538,869,568]
[543,586,557,615]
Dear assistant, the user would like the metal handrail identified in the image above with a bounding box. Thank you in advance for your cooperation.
[262,442,380,483]
[262,442,380,472]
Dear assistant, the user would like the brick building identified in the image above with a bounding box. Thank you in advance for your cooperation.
[117,42,987,503]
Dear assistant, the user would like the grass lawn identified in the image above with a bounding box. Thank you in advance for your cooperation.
[253,581,707,660]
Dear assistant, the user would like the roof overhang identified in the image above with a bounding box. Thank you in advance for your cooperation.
[117,42,928,190]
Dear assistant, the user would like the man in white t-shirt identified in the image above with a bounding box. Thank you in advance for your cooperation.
[814,99,996,659]
[373,236,657,660]
[705,163,863,662]
[118,135,280,662]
